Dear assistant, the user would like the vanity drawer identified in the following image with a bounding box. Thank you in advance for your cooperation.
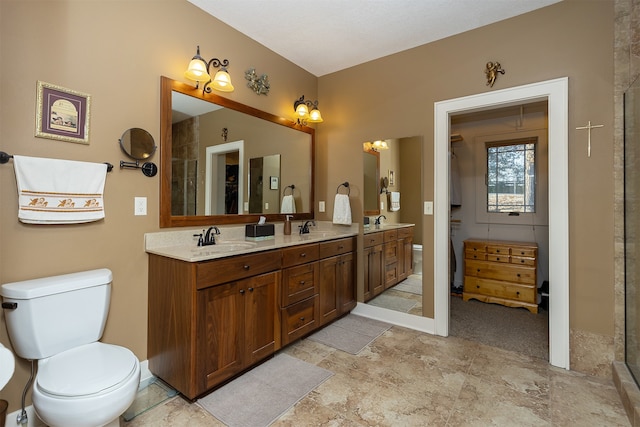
[384,240,398,264]
[397,226,413,239]
[364,232,384,248]
[319,237,354,258]
[281,295,318,345]
[281,262,318,306]
[196,250,282,289]
[383,230,398,242]
[282,243,319,268]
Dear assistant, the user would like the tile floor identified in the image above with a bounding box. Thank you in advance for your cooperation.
[123,325,629,426]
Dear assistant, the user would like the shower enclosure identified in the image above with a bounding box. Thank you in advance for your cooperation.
[625,75,640,384]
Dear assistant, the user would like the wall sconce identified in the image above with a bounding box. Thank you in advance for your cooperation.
[366,140,389,151]
[293,95,323,124]
[184,45,234,93]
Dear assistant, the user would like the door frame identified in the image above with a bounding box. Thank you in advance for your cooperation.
[205,140,244,215]
[433,78,570,369]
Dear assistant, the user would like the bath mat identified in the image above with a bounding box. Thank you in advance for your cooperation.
[122,378,177,421]
[368,293,417,313]
[393,274,423,295]
[308,314,392,354]
[197,353,333,427]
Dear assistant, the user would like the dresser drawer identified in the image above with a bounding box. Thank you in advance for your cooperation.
[464,240,487,253]
[465,259,536,285]
[364,232,384,248]
[319,237,354,258]
[464,276,536,303]
[465,250,486,261]
[281,295,318,345]
[383,229,398,242]
[486,244,510,256]
[281,263,318,306]
[486,254,509,263]
[510,256,536,267]
[512,247,537,258]
[282,243,319,268]
[196,250,281,289]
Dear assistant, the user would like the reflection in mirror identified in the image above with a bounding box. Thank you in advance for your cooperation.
[160,76,314,227]
[249,154,280,213]
[363,136,423,317]
[119,128,156,160]
[363,148,380,216]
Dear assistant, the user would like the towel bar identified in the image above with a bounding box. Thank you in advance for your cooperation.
[336,181,350,195]
[0,151,114,172]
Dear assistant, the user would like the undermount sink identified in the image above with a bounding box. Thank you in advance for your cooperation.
[191,241,256,255]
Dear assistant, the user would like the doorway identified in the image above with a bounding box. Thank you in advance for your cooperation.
[434,78,570,369]
[205,140,244,215]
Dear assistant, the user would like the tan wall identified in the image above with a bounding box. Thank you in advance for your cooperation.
[317,0,615,338]
[0,0,316,412]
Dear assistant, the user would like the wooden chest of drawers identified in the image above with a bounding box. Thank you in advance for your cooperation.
[463,239,538,313]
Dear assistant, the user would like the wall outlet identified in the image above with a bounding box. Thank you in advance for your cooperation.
[135,197,147,216]
[319,201,325,212]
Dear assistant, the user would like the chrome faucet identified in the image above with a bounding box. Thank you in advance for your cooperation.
[374,215,386,225]
[195,226,220,246]
[299,220,316,234]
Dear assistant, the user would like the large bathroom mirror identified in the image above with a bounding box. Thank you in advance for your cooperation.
[363,136,424,317]
[363,148,380,215]
[160,76,314,227]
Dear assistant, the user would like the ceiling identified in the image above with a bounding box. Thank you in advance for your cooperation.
[188,0,561,77]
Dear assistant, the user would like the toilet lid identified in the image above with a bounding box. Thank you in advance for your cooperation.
[37,342,138,397]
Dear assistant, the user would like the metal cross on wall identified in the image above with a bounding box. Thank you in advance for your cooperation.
[575,120,604,157]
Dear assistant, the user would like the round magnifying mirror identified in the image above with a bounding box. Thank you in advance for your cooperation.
[119,128,156,160]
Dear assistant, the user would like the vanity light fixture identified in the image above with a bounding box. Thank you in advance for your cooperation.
[293,95,323,124]
[372,140,389,150]
[184,45,235,93]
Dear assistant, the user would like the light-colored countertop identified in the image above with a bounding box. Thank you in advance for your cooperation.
[363,222,415,234]
[145,221,359,262]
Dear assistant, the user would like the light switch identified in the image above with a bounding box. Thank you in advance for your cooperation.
[134,197,147,216]
[319,201,325,212]
[265,202,269,210]
[424,201,433,215]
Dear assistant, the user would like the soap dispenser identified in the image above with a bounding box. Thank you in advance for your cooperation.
[284,215,293,235]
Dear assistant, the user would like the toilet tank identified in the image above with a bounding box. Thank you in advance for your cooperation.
[1,269,112,360]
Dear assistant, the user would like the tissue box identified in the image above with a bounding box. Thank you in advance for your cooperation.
[245,223,275,241]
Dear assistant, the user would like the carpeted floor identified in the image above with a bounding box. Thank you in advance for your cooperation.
[449,295,549,360]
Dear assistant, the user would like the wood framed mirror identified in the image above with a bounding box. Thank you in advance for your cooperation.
[160,76,315,227]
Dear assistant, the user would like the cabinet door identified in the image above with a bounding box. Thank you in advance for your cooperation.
[245,271,280,365]
[338,252,356,313]
[198,282,245,391]
[318,256,339,326]
[364,244,384,302]
[400,237,413,280]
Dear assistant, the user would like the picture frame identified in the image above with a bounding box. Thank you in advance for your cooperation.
[270,176,279,190]
[388,170,395,186]
[35,81,91,144]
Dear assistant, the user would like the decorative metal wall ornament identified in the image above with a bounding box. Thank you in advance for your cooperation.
[245,68,270,95]
[221,127,228,142]
[485,61,505,87]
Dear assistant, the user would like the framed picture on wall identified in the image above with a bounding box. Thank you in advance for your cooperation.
[35,81,91,144]
[270,176,279,190]
[388,170,395,186]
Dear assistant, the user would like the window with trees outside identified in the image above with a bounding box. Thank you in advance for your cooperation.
[486,137,537,213]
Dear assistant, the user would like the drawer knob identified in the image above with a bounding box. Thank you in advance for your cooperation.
[516,291,520,295]
[248,287,254,292]
[300,316,305,321]
[239,289,245,294]
[521,260,525,264]
[477,269,481,272]
[476,285,480,289]
[299,280,306,285]
[338,245,344,249]
[243,265,250,270]
[300,253,307,257]
[496,257,500,261]
[517,273,521,277]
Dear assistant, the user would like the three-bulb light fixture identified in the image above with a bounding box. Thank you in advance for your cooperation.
[184,45,234,93]
[293,95,323,125]
[364,140,389,151]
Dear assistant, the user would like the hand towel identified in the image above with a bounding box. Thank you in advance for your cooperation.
[13,155,108,224]
[332,193,352,225]
[281,194,296,214]
[389,191,400,212]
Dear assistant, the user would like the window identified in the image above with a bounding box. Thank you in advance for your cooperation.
[486,137,537,213]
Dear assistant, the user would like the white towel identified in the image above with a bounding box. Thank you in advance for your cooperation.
[13,155,108,224]
[332,193,352,225]
[389,191,400,212]
[281,194,296,214]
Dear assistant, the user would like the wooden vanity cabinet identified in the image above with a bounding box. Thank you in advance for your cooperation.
[318,237,356,326]
[363,232,384,301]
[147,250,281,400]
[397,226,414,282]
[383,230,399,289]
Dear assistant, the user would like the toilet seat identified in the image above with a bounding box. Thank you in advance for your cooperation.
[37,342,138,397]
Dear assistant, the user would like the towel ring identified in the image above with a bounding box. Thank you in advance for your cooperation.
[336,181,350,195]
[282,184,295,196]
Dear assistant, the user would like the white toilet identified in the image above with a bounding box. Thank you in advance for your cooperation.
[1,268,140,427]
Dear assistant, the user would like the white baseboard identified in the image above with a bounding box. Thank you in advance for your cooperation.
[4,359,153,427]
[351,302,434,333]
